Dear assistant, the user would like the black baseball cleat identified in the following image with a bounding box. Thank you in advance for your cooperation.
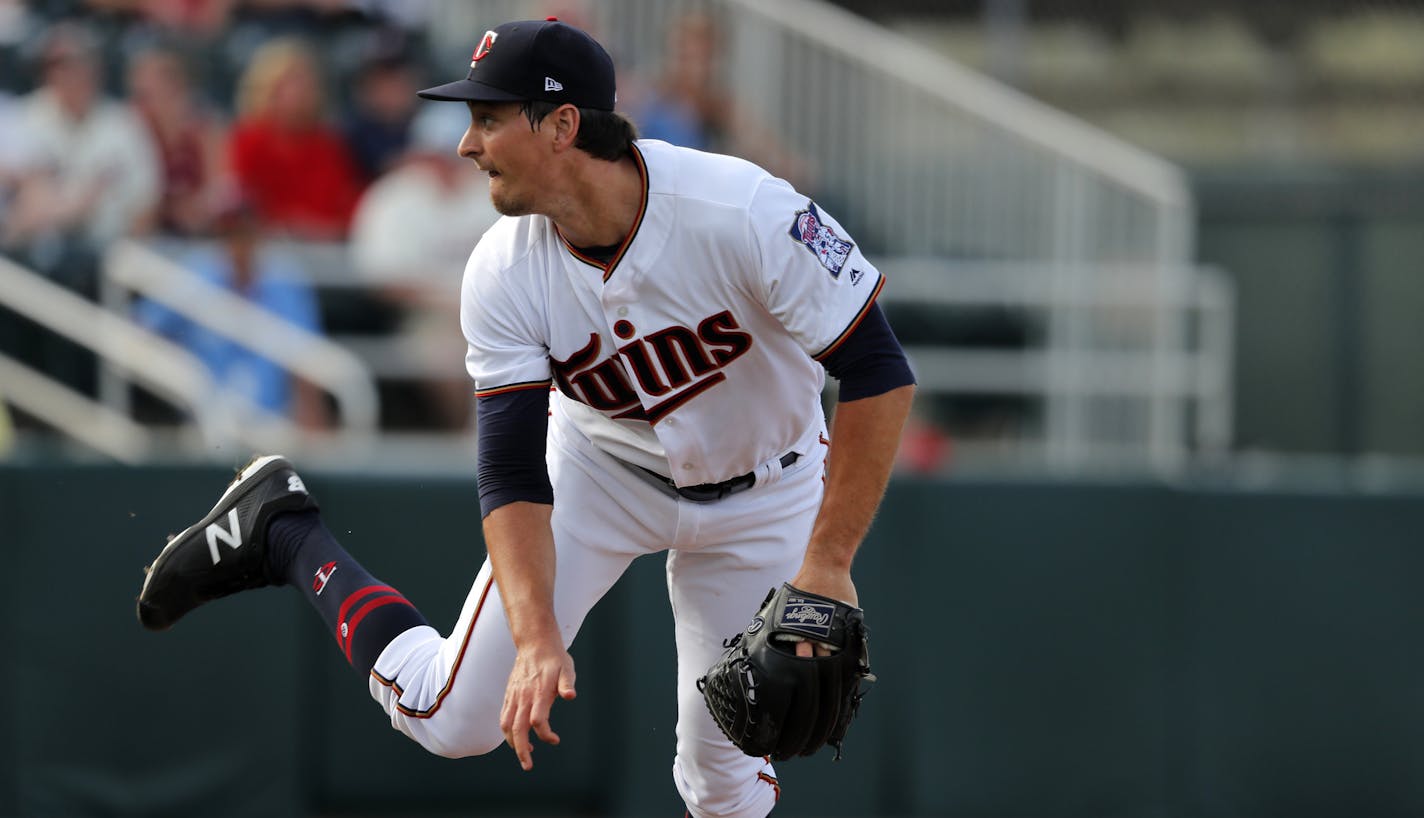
[137,454,316,631]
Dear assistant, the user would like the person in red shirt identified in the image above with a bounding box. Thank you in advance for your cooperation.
[229,38,363,239]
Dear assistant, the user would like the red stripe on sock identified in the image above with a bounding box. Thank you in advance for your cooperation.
[335,585,401,651]
[337,584,399,624]
[342,594,415,664]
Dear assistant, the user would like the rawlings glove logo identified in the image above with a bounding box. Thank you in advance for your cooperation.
[780,598,834,638]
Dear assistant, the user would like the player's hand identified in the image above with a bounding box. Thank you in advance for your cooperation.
[788,564,858,658]
[789,563,857,607]
[500,638,577,771]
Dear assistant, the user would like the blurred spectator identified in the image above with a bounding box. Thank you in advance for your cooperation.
[629,12,808,186]
[133,0,237,38]
[342,50,419,182]
[229,37,363,239]
[349,103,499,429]
[82,0,237,37]
[3,22,160,281]
[134,196,331,429]
[0,90,38,235]
[127,46,231,236]
[631,11,727,151]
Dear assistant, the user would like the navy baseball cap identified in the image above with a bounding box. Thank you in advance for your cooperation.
[417,18,616,111]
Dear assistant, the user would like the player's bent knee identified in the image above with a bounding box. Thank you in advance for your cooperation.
[420,730,504,759]
[402,715,505,759]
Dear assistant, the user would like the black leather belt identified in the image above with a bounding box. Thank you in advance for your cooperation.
[640,452,800,503]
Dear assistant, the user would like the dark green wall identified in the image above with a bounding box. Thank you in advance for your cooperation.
[1195,168,1424,457]
[3,464,1423,817]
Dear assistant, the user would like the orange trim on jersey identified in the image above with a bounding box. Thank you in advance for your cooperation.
[757,771,781,802]
[475,379,553,399]
[555,143,649,283]
[811,276,886,361]
[369,573,496,719]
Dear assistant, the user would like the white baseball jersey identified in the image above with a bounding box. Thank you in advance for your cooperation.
[373,139,889,818]
[460,139,884,485]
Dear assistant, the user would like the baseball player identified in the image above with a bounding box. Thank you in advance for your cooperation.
[137,18,915,817]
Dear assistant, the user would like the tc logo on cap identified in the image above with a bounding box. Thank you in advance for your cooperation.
[470,30,497,67]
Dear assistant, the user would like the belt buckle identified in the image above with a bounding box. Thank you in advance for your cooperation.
[676,483,721,502]
[670,451,797,503]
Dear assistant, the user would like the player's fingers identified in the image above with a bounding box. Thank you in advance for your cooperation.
[499,689,516,735]
[795,640,813,658]
[511,696,535,770]
[500,685,535,770]
[558,664,577,699]
[529,676,561,746]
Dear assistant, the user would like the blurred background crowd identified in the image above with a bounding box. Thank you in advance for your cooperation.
[1,0,1422,479]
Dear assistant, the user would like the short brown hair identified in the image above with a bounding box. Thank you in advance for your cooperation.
[520,100,638,161]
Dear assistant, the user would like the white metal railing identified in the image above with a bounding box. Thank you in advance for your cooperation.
[0,351,156,463]
[0,255,296,456]
[104,240,380,435]
[879,260,1233,462]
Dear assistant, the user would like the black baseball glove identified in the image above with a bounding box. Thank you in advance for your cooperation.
[697,582,874,761]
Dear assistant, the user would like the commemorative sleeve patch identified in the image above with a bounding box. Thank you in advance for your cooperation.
[789,201,854,278]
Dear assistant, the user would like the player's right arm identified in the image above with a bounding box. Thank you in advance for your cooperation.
[482,500,575,771]
[460,231,572,771]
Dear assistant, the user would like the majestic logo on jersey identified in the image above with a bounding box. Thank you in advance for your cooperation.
[789,201,853,278]
[550,310,752,423]
[470,31,498,67]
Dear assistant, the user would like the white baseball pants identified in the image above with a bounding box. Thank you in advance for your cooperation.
[368,412,827,818]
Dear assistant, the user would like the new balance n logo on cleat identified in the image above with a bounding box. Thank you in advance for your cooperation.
[288,475,307,494]
[205,509,242,564]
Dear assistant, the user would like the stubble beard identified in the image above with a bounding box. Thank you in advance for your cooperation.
[488,180,533,218]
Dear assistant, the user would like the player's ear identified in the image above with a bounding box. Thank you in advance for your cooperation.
[550,104,580,151]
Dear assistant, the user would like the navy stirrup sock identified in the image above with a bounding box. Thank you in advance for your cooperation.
[266,510,428,674]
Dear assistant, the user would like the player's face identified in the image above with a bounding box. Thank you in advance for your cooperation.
[459,101,547,217]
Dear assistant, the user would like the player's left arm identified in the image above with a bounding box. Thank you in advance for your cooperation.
[743,179,916,607]
[792,308,916,607]
[791,307,915,659]
[792,383,914,607]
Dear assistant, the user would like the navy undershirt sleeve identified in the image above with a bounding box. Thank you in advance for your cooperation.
[476,387,554,518]
[820,302,917,402]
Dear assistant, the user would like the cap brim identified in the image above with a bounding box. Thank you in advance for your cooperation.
[416,78,528,103]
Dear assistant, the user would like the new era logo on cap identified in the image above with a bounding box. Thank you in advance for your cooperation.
[417,17,616,111]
